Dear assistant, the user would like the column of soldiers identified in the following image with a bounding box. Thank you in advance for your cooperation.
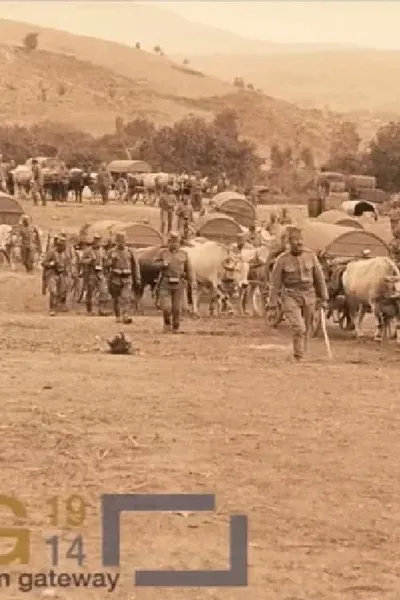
[41,230,196,333]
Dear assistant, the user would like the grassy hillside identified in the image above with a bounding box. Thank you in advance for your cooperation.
[0,19,369,162]
[181,51,400,115]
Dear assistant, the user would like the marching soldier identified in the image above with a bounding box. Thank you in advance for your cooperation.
[31,159,46,206]
[159,185,176,234]
[278,207,292,225]
[97,163,111,204]
[156,232,197,333]
[42,232,71,316]
[267,226,329,361]
[389,200,400,236]
[176,196,194,242]
[18,214,42,273]
[106,232,141,324]
[80,233,109,316]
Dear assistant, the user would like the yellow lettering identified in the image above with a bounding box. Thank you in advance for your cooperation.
[0,496,29,565]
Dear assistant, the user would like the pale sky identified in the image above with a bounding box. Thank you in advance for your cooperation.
[0,1,399,50]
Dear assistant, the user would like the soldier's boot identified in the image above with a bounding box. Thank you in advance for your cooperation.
[292,334,304,361]
[163,312,171,332]
[98,305,111,316]
[172,311,181,333]
[122,312,132,324]
[86,299,93,315]
[49,294,56,317]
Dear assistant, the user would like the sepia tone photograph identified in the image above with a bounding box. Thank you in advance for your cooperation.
[0,0,399,597]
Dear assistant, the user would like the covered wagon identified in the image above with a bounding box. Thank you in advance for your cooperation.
[300,220,389,258]
[107,160,152,175]
[211,191,256,229]
[80,220,122,240]
[195,214,242,245]
[315,209,364,229]
[0,193,24,225]
[80,220,162,248]
[108,222,162,248]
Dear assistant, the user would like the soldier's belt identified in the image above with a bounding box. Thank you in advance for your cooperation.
[167,277,180,284]
[111,269,131,276]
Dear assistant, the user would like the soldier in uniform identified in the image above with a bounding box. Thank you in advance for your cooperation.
[278,207,292,225]
[389,228,400,267]
[97,163,111,205]
[191,175,203,213]
[248,222,262,247]
[229,232,246,258]
[80,233,109,316]
[42,233,71,316]
[156,232,196,333]
[176,196,194,241]
[106,232,141,324]
[31,159,46,206]
[159,185,176,234]
[389,200,400,236]
[267,226,329,361]
[18,214,42,273]
[266,212,279,236]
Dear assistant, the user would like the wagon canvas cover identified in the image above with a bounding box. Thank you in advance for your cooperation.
[212,191,256,229]
[0,193,24,225]
[300,220,389,258]
[107,160,151,174]
[196,214,242,245]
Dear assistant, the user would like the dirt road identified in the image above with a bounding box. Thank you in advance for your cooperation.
[0,200,399,599]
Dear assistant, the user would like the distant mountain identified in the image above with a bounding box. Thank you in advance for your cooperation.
[177,51,400,115]
[0,2,358,56]
[0,19,346,163]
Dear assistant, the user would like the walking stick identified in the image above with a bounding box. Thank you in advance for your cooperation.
[320,308,333,360]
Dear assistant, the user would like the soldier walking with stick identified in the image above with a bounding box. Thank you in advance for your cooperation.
[267,226,329,361]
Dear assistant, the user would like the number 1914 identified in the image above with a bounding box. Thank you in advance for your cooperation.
[45,535,86,566]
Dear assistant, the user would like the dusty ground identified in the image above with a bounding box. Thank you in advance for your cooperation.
[1,199,400,600]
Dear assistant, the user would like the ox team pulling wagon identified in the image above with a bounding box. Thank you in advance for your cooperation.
[107,160,152,204]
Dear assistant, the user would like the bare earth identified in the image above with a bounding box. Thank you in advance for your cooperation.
[1,200,400,600]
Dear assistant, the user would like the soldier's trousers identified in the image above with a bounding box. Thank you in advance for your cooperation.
[281,293,315,359]
[47,274,68,312]
[85,274,108,314]
[20,246,35,273]
[109,276,132,319]
[160,209,174,234]
[159,284,183,330]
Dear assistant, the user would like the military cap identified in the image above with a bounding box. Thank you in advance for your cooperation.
[21,214,30,222]
[58,233,67,242]
[115,232,126,240]
[287,225,302,239]
[168,231,180,241]
[361,249,371,257]
[93,233,102,239]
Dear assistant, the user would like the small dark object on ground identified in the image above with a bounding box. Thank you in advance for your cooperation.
[107,332,133,355]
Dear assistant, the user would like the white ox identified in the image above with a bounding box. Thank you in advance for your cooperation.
[185,239,269,315]
[342,256,400,341]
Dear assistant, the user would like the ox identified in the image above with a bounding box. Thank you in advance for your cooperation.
[136,239,264,316]
[342,256,400,341]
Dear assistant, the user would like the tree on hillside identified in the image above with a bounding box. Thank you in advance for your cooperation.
[23,32,39,51]
[300,147,315,169]
[153,45,162,54]
[135,42,141,50]
[183,58,189,65]
[233,77,245,89]
[367,121,400,190]
[213,108,240,138]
